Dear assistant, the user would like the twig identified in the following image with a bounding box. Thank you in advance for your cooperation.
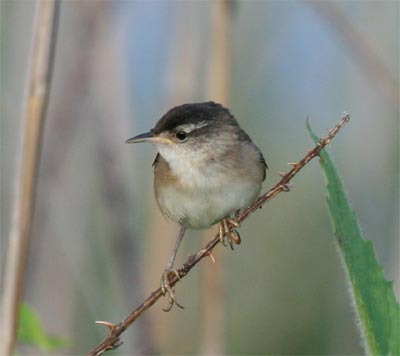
[0,1,60,354]
[88,113,350,356]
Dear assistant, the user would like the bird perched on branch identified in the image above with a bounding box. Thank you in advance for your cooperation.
[126,102,267,309]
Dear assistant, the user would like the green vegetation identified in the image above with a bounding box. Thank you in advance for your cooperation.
[308,122,400,355]
[18,303,69,352]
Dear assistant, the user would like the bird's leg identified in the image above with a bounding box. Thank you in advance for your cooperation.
[161,225,186,311]
[218,217,241,249]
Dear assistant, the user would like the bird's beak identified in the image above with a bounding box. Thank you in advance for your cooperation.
[126,131,154,143]
[125,131,173,144]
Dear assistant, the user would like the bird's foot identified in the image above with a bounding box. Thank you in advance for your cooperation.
[160,268,185,312]
[218,217,241,249]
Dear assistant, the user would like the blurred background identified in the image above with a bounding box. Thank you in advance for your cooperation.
[1,1,398,355]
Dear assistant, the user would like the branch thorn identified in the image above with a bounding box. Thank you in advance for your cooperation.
[207,251,216,263]
[280,183,293,192]
[95,321,118,333]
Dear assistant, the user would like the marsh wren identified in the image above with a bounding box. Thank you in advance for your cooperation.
[126,102,267,308]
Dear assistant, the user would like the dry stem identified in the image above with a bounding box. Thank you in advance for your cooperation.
[0,1,60,354]
[310,2,399,110]
[202,1,233,353]
[88,113,350,356]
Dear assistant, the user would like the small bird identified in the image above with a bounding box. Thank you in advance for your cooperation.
[126,102,267,309]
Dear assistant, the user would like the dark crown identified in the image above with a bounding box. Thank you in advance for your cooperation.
[153,102,238,134]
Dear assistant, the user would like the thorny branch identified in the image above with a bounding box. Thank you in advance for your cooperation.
[88,113,350,356]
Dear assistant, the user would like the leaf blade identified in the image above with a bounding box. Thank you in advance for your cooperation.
[307,121,400,355]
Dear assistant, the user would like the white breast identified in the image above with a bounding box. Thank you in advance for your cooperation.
[154,143,262,229]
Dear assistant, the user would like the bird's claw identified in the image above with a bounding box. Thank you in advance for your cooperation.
[218,217,241,249]
[160,268,185,312]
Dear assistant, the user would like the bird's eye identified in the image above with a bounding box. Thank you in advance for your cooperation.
[176,131,187,141]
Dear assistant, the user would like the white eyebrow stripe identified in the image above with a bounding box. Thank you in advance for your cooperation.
[176,121,209,133]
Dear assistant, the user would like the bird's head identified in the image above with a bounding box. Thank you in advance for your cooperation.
[126,102,241,163]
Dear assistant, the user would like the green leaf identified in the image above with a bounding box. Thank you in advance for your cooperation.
[307,121,400,355]
[17,302,69,352]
